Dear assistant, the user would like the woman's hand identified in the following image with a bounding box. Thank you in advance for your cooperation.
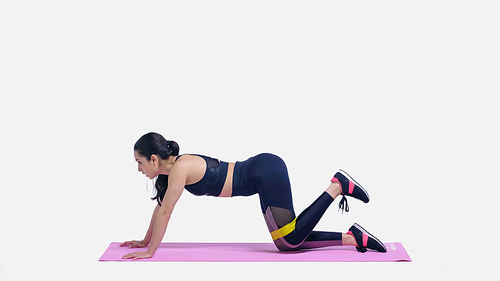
[119,240,148,248]
[122,251,153,260]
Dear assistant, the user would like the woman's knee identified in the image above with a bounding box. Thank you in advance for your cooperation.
[273,237,300,251]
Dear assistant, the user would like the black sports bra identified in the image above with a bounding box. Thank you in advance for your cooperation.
[176,154,229,196]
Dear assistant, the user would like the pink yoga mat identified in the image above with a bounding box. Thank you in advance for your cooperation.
[99,242,411,262]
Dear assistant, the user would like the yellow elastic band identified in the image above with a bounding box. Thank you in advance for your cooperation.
[270,218,297,240]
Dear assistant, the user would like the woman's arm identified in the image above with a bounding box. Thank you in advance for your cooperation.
[122,161,188,260]
[143,204,160,245]
[146,166,186,255]
[138,204,161,246]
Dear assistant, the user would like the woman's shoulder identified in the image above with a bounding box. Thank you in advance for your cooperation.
[171,154,208,184]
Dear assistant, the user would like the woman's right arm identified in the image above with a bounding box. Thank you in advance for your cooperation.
[120,204,160,248]
[142,204,160,245]
[122,161,187,260]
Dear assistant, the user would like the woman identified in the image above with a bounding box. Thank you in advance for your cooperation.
[120,132,386,260]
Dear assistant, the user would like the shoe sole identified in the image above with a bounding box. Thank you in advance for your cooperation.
[338,169,370,202]
[353,223,387,252]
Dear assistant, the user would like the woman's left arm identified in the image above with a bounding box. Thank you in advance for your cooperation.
[122,161,188,260]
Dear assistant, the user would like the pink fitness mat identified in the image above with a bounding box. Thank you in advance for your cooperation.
[99,242,411,262]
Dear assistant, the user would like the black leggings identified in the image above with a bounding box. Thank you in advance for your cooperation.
[240,153,342,251]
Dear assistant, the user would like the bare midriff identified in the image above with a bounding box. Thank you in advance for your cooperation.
[219,162,235,197]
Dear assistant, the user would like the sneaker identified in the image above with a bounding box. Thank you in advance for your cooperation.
[331,169,369,212]
[347,223,387,253]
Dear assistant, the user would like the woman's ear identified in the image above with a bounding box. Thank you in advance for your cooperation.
[150,154,159,166]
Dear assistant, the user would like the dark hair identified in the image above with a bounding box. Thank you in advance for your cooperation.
[134,132,180,205]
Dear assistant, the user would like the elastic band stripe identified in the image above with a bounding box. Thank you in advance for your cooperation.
[270,218,297,240]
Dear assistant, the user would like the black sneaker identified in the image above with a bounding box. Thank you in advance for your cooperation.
[347,223,387,253]
[331,169,369,212]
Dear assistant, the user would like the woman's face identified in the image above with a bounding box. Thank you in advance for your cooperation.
[134,150,159,179]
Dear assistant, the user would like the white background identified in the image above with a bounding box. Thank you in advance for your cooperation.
[0,1,498,280]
